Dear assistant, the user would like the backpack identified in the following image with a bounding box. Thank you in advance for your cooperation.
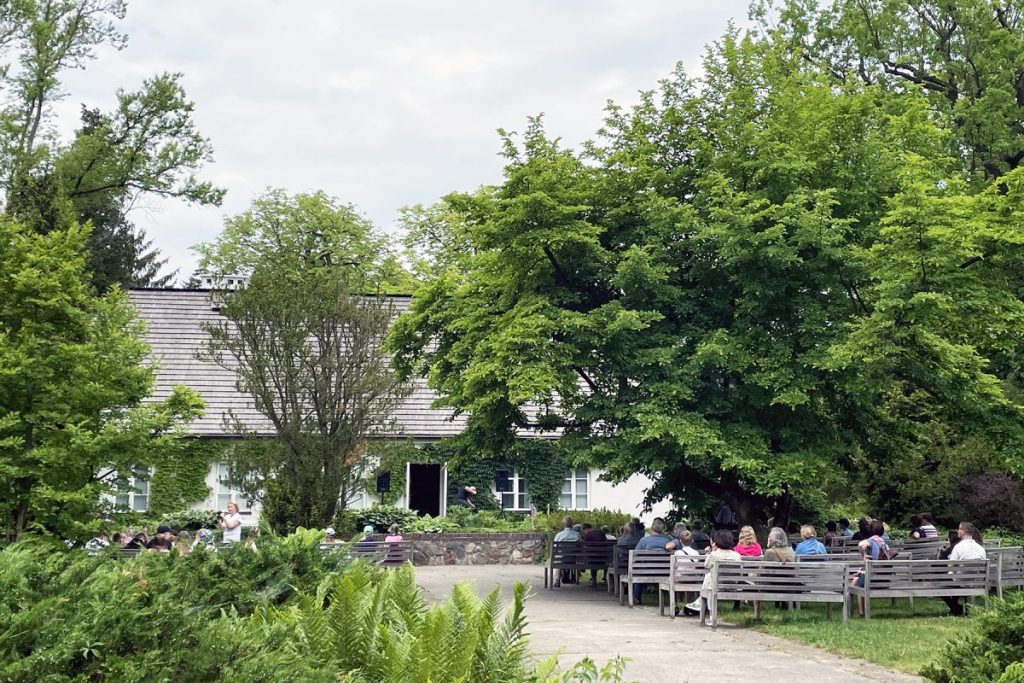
[876,539,899,561]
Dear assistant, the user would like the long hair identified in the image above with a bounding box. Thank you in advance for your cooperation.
[737,525,757,546]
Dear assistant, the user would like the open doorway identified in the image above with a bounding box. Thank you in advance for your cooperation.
[407,463,443,517]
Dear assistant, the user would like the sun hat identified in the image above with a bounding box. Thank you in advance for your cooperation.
[325,527,336,536]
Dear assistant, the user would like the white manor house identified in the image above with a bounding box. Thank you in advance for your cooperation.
[126,287,672,525]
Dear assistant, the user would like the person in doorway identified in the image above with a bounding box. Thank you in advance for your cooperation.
[453,485,477,510]
[218,501,243,543]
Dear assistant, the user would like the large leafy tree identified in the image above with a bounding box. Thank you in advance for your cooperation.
[0,217,203,543]
[753,0,1024,181]
[198,190,411,529]
[0,0,223,290]
[390,30,1024,526]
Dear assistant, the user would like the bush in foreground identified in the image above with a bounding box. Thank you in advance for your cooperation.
[0,534,624,682]
[921,592,1024,682]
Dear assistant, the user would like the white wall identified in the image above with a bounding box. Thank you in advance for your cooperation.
[588,470,673,523]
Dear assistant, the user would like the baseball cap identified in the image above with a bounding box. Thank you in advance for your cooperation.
[362,524,374,533]
[325,527,336,536]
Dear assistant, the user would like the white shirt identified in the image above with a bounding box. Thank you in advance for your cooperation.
[674,546,700,561]
[950,538,986,561]
[222,513,242,543]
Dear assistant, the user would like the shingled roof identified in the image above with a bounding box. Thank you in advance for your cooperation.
[128,288,468,439]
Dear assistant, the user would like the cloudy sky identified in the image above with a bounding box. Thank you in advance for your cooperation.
[57,1,751,279]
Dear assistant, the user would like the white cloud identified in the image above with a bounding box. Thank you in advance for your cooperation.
[53,0,750,278]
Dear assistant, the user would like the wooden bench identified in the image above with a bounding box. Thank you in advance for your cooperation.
[619,550,672,607]
[581,540,615,585]
[321,539,411,567]
[698,560,850,629]
[544,541,584,589]
[605,545,630,596]
[848,559,989,619]
[657,553,707,619]
[989,546,1024,598]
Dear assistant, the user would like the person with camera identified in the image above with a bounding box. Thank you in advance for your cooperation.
[217,501,242,543]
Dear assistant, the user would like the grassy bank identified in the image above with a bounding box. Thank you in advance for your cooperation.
[731,597,976,674]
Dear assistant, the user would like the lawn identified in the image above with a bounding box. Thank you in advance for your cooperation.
[727,597,979,675]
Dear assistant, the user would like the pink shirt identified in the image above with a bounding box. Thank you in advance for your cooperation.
[736,543,763,557]
[384,534,403,542]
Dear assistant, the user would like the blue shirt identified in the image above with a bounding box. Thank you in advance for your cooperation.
[635,533,675,551]
[795,538,826,555]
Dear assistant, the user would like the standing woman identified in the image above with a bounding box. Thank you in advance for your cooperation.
[219,500,243,543]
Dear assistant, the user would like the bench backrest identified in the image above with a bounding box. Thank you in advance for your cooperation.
[712,560,847,595]
[549,540,584,566]
[581,540,615,568]
[626,550,673,581]
[346,540,411,565]
[797,552,863,563]
[669,553,707,583]
[863,559,988,590]
[993,547,1024,585]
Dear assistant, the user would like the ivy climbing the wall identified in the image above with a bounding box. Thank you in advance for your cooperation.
[426,438,568,513]
[148,439,224,515]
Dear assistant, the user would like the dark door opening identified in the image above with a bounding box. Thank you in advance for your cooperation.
[408,463,442,517]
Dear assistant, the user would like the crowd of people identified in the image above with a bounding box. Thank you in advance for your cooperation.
[84,501,250,554]
[554,509,989,617]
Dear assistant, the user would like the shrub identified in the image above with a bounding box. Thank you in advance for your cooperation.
[921,591,1024,682]
[356,504,419,532]
[964,474,1024,532]
[0,535,615,682]
[157,508,219,531]
[405,514,461,534]
[543,508,632,535]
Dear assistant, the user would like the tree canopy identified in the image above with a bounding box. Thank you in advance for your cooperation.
[0,0,223,290]
[390,14,1024,526]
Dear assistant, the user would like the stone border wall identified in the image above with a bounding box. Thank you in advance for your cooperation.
[400,532,547,566]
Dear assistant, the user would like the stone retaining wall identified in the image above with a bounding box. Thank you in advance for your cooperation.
[402,532,547,566]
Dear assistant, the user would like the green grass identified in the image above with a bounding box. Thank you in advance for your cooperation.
[723,597,978,674]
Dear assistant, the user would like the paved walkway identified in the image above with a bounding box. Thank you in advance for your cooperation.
[414,564,921,683]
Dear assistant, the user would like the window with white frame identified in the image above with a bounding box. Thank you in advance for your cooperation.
[216,463,250,513]
[115,469,151,512]
[559,469,589,509]
[498,469,531,511]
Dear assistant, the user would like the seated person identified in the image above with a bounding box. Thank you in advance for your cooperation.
[384,523,403,542]
[764,527,796,563]
[794,525,826,555]
[323,526,338,544]
[689,520,711,552]
[838,518,854,538]
[823,521,840,546]
[665,522,689,551]
[615,521,642,548]
[553,516,581,585]
[735,525,763,557]
[631,518,675,604]
[635,518,674,550]
[851,517,872,541]
[684,529,742,614]
[943,522,986,616]
[673,530,701,561]
[554,516,581,542]
[919,512,940,538]
[851,519,895,616]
